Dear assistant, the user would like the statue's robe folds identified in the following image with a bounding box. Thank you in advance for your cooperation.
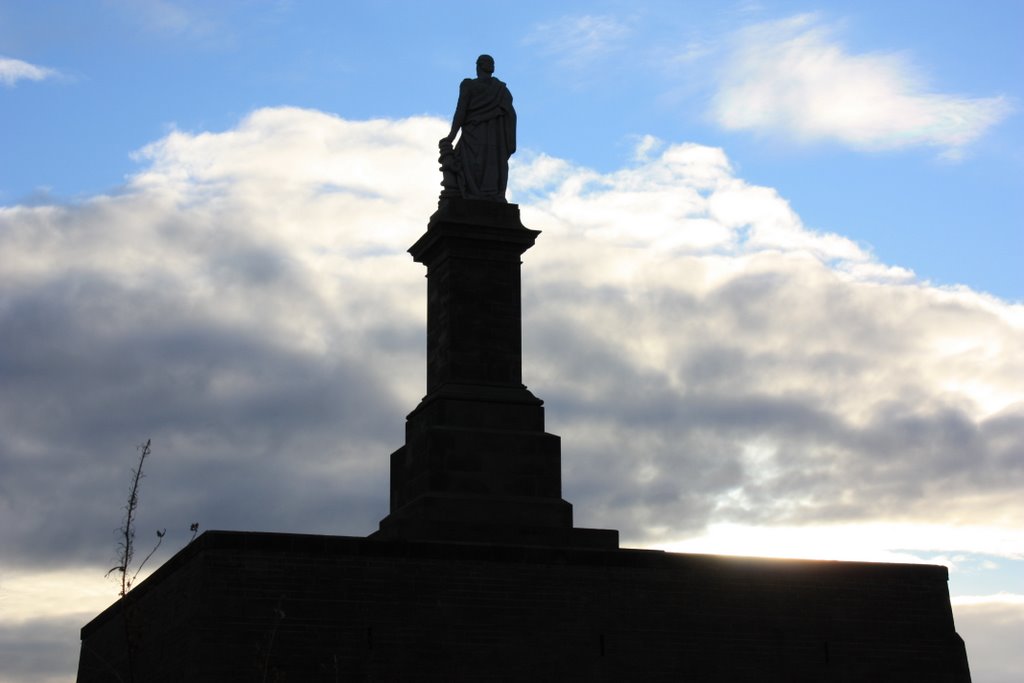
[453,77,516,201]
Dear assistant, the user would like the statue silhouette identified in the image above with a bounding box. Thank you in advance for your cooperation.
[439,55,517,202]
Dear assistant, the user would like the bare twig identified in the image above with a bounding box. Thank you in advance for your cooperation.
[130,528,165,589]
[102,440,197,682]
[106,439,152,597]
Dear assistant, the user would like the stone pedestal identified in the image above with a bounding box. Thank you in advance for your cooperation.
[77,532,973,683]
[373,199,617,548]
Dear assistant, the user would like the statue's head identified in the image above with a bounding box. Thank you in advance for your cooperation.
[476,54,495,75]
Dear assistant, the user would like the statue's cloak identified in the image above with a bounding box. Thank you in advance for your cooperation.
[453,77,516,201]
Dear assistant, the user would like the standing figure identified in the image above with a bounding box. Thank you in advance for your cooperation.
[439,54,516,203]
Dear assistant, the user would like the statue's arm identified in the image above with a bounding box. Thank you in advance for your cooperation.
[443,79,471,143]
[507,101,516,155]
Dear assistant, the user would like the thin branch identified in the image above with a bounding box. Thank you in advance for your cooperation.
[112,439,151,597]
[129,528,165,589]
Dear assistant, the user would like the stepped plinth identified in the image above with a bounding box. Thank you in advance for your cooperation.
[373,198,617,548]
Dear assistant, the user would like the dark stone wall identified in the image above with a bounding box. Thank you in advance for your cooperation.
[78,531,971,682]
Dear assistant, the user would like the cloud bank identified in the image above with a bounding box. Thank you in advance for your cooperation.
[710,15,1012,157]
[2,104,1022,681]
[2,107,1021,559]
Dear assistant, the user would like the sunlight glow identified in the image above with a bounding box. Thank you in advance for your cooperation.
[0,567,133,624]
[652,522,1024,564]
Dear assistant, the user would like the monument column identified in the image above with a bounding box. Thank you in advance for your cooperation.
[418,200,536,397]
[373,54,615,547]
[372,199,617,548]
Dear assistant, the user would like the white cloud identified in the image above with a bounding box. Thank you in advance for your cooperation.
[953,593,1024,607]
[513,136,1023,541]
[2,106,1019,554]
[710,14,1012,156]
[109,0,219,39]
[667,40,714,66]
[0,56,59,87]
[1,107,1022,678]
[524,14,631,66]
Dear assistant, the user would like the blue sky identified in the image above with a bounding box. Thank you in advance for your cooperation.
[1,2,1022,681]
[3,1,1021,298]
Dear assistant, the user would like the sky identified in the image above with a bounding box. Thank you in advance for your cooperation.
[0,1,1021,681]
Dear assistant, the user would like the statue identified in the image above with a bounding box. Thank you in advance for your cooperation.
[439,54,516,203]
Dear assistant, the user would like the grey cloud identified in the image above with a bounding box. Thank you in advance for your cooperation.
[1,107,1021,586]
[0,237,405,571]
[0,617,82,682]
[518,234,1022,543]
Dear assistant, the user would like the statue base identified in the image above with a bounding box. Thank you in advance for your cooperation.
[372,199,617,549]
